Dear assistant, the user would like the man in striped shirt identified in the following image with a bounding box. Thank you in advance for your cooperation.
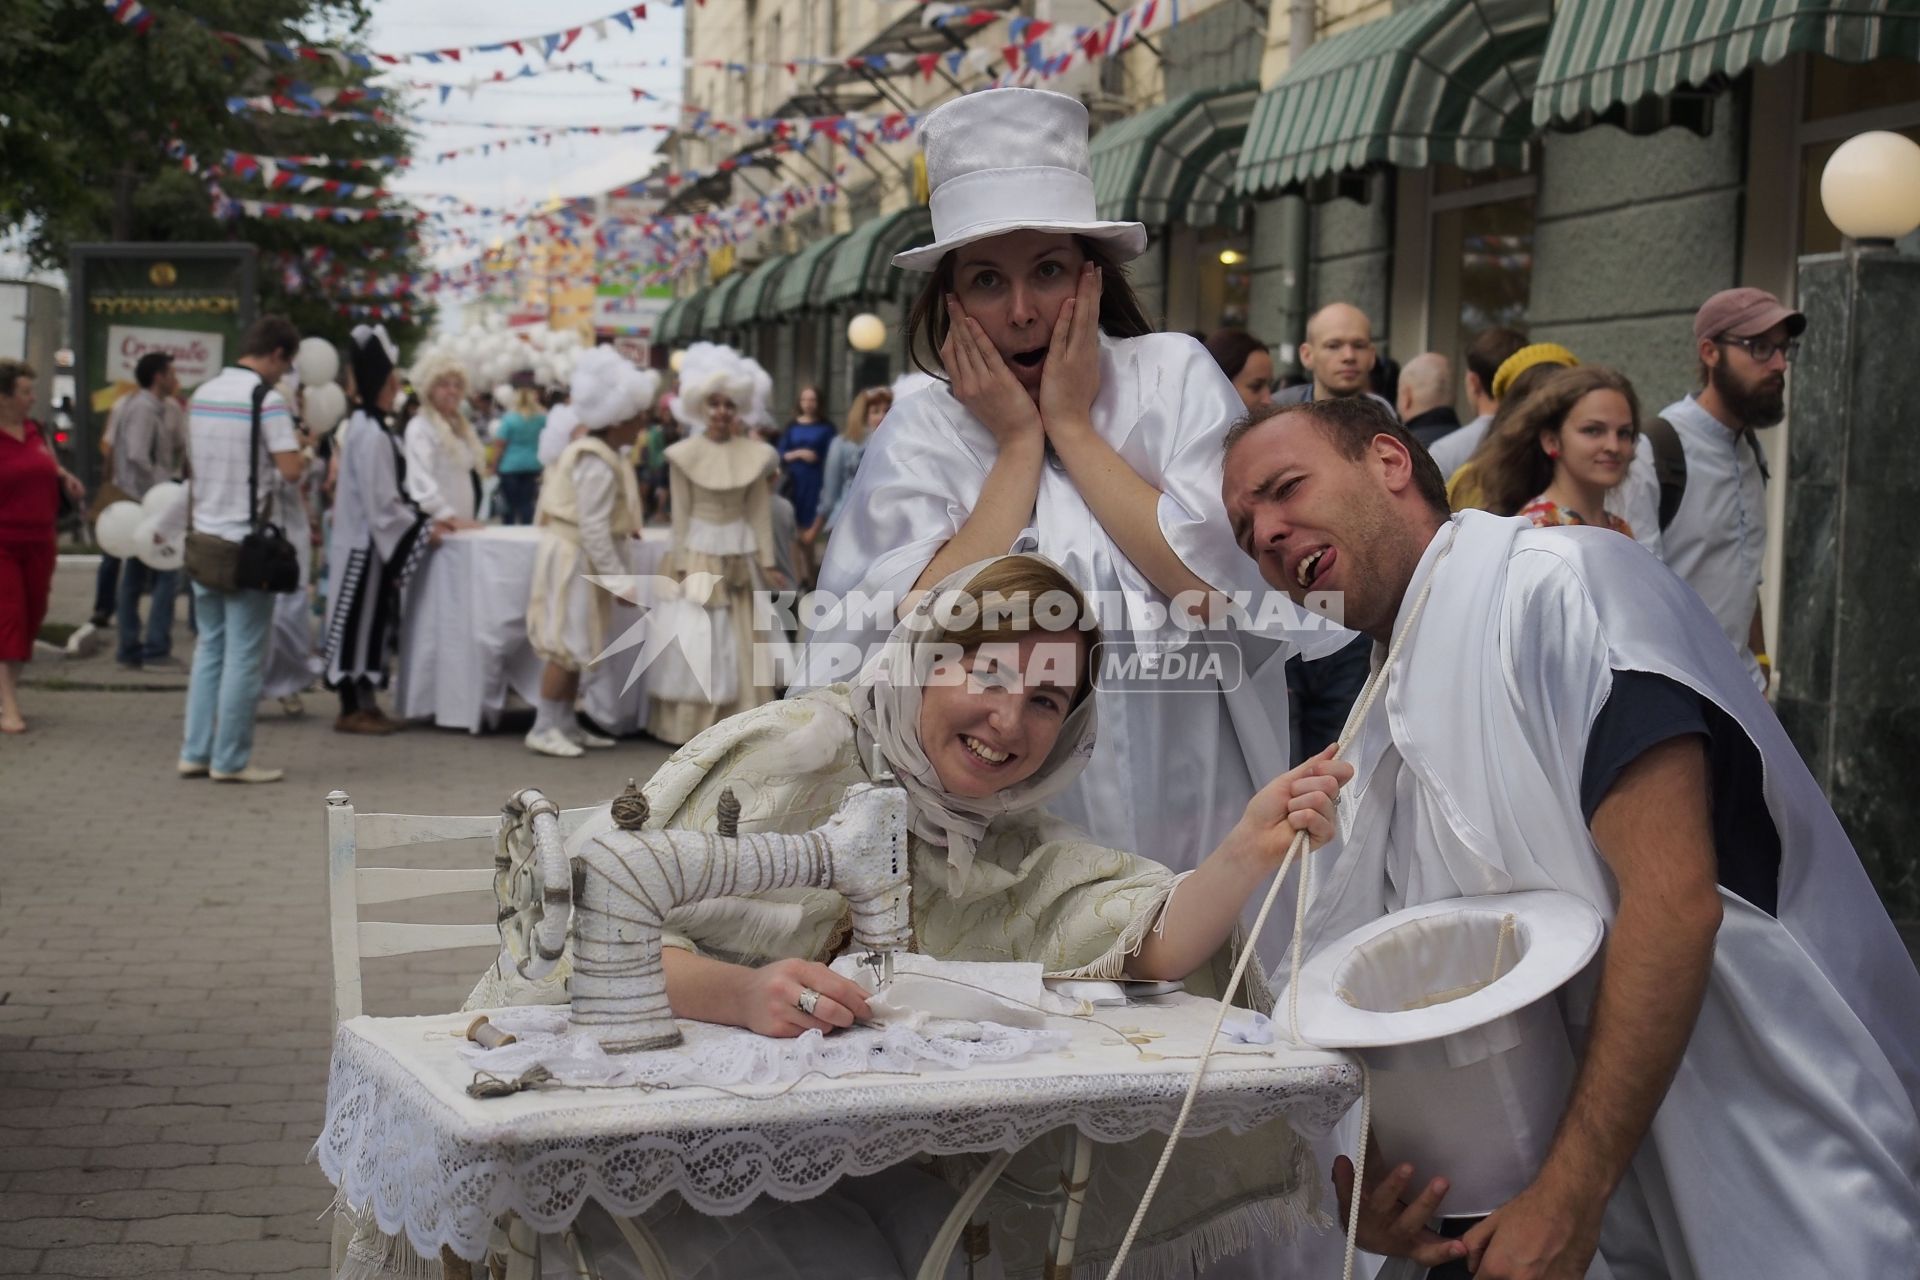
[178,315,306,784]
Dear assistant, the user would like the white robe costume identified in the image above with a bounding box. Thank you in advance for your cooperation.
[1303,511,1920,1278]
[801,332,1348,889]
[259,457,320,700]
[322,412,431,690]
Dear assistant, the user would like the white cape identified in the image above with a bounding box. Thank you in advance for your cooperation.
[799,332,1350,885]
[1306,511,1920,1278]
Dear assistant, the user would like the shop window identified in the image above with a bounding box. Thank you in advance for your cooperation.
[1427,165,1537,413]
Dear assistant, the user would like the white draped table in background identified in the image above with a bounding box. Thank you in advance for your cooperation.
[397,526,670,734]
[318,997,1361,1268]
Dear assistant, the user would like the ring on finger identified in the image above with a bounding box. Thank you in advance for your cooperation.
[796,987,821,1017]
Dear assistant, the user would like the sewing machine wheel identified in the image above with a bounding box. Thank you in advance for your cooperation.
[495,789,570,981]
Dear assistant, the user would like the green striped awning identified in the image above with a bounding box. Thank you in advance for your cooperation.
[655,292,697,346]
[770,232,851,316]
[817,207,933,307]
[729,253,791,324]
[1090,83,1258,226]
[1235,0,1553,196]
[696,271,746,337]
[1534,0,1920,127]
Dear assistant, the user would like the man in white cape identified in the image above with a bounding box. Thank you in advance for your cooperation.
[1221,395,1920,1278]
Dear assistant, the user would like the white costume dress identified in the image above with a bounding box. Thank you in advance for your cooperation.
[321,412,431,690]
[527,435,643,672]
[647,432,781,745]
[803,333,1344,894]
[401,410,484,522]
[259,455,319,700]
[1303,511,1920,1278]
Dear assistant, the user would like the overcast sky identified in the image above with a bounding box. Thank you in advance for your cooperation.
[361,0,686,262]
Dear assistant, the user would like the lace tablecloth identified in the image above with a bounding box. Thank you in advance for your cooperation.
[318,997,1361,1264]
[395,526,671,734]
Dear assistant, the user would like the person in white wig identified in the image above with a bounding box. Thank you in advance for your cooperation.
[646,341,788,745]
[401,352,487,528]
[523,345,659,758]
[322,326,445,734]
[441,553,1353,1280]
[800,87,1347,953]
[1220,396,1920,1278]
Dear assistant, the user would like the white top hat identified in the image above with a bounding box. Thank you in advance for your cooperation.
[892,88,1149,272]
[1292,891,1602,1049]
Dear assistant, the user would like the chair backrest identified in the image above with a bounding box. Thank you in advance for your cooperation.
[325,789,602,1025]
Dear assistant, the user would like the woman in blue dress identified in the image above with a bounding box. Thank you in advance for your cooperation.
[775,384,835,531]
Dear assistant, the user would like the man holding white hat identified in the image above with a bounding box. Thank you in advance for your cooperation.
[1221,395,1920,1278]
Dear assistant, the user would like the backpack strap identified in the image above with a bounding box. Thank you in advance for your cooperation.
[1643,416,1688,532]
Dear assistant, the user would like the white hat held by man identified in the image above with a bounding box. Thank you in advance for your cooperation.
[892,88,1148,271]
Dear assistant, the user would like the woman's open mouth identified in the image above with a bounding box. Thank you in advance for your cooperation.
[1008,348,1048,371]
[960,734,1015,769]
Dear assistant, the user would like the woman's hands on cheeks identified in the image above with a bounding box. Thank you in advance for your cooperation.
[1228,744,1352,868]
[740,957,873,1038]
[1038,262,1102,441]
[942,297,1042,453]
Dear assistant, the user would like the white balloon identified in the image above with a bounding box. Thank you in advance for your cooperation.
[493,383,516,410]
[294,337,340,387]
[141,479,185,519]
[303,382,349,434]
[95,501,146,560]
[133,514,184,572]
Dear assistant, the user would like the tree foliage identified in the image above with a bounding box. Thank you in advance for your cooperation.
[1,0,431,346]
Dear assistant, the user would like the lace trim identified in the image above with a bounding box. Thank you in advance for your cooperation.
[317,1019,1356,1263]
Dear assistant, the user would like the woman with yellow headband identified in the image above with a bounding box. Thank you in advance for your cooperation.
[1445,342,1579,511]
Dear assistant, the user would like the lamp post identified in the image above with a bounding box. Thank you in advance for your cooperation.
[847,312,890,404]
[1778,130,1920,925]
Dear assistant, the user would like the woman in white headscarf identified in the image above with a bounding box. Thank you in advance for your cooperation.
[801,88,1347,926]
[646,342,789,746]
[401,353,487,528]
[444,553,1350,1280]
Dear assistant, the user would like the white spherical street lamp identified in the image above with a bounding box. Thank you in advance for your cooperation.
[1820,131,1920,246]
[847,312,887,352]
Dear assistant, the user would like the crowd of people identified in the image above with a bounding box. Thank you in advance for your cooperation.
[3,82,1913,1280]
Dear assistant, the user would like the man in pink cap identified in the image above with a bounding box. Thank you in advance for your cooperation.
[1621,287,1804,692]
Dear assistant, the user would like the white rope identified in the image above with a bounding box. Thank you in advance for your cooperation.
[1103,526,1457,1280]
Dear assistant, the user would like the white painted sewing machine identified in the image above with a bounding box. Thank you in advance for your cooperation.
[493,780,913,1052]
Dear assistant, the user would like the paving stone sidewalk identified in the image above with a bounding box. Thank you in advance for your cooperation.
[0,560,671,1278]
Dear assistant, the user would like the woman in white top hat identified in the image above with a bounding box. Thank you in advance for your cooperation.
[804,87,1337,912]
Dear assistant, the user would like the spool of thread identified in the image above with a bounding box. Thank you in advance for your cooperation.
[465,1016,518,1049]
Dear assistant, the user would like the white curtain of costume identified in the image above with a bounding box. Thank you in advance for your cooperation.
[322,412,429,688]
[1301,511,1920,1279]
[802,332,1345,893]
[260,458,319,700]
[401,410,483,522]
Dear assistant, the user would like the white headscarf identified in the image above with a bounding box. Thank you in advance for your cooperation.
[840,553,1098,894]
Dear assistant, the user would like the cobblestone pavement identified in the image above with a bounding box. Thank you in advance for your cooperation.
[0,560,673,1277]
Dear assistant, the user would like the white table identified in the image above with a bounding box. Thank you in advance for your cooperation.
[318,998,1361,1275]
[396,526,671,735]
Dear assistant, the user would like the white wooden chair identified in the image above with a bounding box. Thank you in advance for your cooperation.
[325,789,604,1278]
[325,788,601,1027]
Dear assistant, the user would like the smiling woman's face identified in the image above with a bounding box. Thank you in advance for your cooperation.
[949,230,1086,398]
[917,629,1085,799]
